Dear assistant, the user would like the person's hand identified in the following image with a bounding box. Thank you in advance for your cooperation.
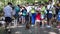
[18,12,22,15]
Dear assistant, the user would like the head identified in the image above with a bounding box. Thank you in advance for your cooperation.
[8,2,12,7]
[39,4,41,7]
[12,6,14,10]
[26,3,29,7]
[17,5,20,8]
[56,1,59,4]
[48,1,52,4]
[40,4,44,7]
[36,10,40,14]
[22,6,26,10]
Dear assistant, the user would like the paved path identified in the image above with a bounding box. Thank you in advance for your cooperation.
[1,25,59,34]
[10,26,60,34]
[0,20,60,34]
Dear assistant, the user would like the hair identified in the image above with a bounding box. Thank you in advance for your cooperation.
[41,4,44,6]
[12,6,14,10]
[17,5,20,8]
[26,3,29,4]
[25,3,29,6]
[23,6,27,11]
[8,2,12,5]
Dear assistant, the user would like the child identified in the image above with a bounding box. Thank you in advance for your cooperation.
[21,7,27,24]
[40,4,46,27]
[30,8,36,25]
[35,11,41,27]
[18,11,22,24]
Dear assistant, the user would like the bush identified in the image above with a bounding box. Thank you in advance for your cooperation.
[0,8,3,13]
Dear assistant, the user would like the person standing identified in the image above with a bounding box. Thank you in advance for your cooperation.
[14,5,20,26]
[30,7,36,25]
[21,6,27,24]
[25,3,32,13]
[40,4,46,27]
[3,2,13,32]
[46,1,53,27]
[25,3,32,26]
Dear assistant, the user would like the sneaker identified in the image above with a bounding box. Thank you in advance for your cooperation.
[40,26,45,28]
[8,29,11,33]
[58,29,60,30]
[8,29,10,32]
[57,26,60,28]
[31,25,34,27]
[46,25,51,28]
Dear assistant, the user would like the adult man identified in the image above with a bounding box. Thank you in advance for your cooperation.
[3,2,13,32]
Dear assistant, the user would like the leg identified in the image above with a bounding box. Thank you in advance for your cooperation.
[22,16,24,24]
[42,20,45,27]
[35,20,37,27]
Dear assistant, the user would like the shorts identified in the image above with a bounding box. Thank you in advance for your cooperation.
[25,15,29,21]
[21,16,26,20]
[15,13,19,18]
[5,17,12,23]
[35,20,40,26]
[47,13,52,19]
[41,14,45,20]
[35,20,40,22]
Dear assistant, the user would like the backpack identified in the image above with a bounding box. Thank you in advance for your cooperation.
[15,6,20,13]
[22,9,27,16]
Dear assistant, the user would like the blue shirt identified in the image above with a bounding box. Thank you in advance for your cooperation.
[14,6,20,13]
[14,6,20,17]
[3,5,12,17]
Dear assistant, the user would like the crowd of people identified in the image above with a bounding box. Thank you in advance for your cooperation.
[3,0,60,32]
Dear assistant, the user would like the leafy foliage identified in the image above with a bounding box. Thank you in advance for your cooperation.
[0,0,57,13]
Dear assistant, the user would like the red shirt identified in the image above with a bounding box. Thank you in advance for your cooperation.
[36,13,41,20]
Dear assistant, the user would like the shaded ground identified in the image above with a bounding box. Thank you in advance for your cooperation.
[11,27,59,34]
[0,20,60,34]
[0,25,60,34]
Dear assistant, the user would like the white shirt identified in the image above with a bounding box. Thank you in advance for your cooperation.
[25,6,32,13]
[47,4,53,10]
[36,7,41,11]
[47,4,54,14]
[3,5,12,17]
